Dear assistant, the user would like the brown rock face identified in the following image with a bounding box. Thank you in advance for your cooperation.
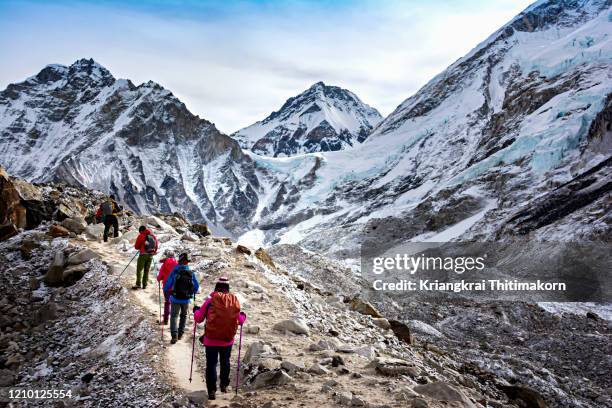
[255,248,276,269]
[48,224,70,238]
[236,244,252,255]
[0,166,27,241]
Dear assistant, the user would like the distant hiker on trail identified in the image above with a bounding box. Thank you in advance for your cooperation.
[193,277,246,401]
[98,195,122,242]
[133,226,158,290]
[156,249,178,325]
[164,253,199,344]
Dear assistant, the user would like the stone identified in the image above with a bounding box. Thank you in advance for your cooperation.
[308,364,329,375]
[354,345,376,359]
[273,319,310,335]
[190,223,212,237]
[0,368,16,387]
[349,297,382,318]
[499,384,548,408]
[410,398,429,408]
[146,216,174,232]
[33,302,59,325]
[44,251,65,286]
[0,167,27,240]
[62,264,88,285]
[367,357,420,377]
[48,224,70,238]
[280,360,305,372]
[237,244,252,255]
[335,391,353,406]
[308,339,339,352]
[244,341,281,364]
[20,238,40,260]
[249,369,293,389]
[181,231,199,242]
[389,320,412,344]
[372,318,391,330]
[246,325,260,334]
[255,248,276,268]
[61,217,87,234]
[0,223,19,242]
[67,249,99,265]
[84,224,105,240]
[185,390,208,405]
[413,383,476,408]
[122,229,140,243]
[351,395,367,406]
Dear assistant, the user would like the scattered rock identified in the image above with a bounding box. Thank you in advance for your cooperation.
[44,251,65,285]
[190,223,212,237]
[20,238,40,260]
[33,302,59,325]
[237,245,252,255]
[185,390,208,405]
[0,369,16,387]
[181,231,199,242]
[84,224,105,240]
[48,224,70,238]
[367,357,420,377]
[67,249,99,265]
[61,217,87,234]
[354,345,376,359]
[62,264,88,285]
[245,325,261,334]
[255,248,275,268]
[308,364,329,375]
[243,341,281,364]
[349,297,382,318]
[413,382,476,408]
[249,369,293,389]
[372,317,391,330]
[273,319,310,335]
[389,319,413,344]
[280,360,305,372]
[499,384,548,408]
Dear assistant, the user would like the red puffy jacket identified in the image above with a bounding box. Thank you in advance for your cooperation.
[134,229,158,254]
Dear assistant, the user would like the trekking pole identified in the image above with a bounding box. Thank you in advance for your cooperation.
[189,294,197,383]
[118,251,139,278]
[235,316,245,396]
[158,280,163,339]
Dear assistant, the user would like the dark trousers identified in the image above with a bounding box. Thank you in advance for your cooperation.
[205,345,232,394]
[163,292,170,324]
[170,302,188,337]
[103,215,119,242]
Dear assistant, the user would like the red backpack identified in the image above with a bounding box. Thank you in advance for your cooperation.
[205,293,240,342]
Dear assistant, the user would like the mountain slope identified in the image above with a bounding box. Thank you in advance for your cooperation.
[0,58,261,234]
[232,82,382,157]
[241,0,612,253]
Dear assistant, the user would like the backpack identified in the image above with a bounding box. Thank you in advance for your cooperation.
[101,200,113,216]
[171,267,194,300]
[205,293,240,342]
[95,206,103,223]
[144,233,158,254]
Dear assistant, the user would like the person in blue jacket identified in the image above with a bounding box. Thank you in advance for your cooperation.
[164,253,200,344]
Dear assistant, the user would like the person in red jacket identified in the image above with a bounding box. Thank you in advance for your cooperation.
[156,250,177,325]
[133,226,158,290]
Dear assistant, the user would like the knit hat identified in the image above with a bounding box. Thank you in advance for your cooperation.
[178,252,190,264]
[217,276,229,285]
[164,249,175,259]
[214,276,230,293]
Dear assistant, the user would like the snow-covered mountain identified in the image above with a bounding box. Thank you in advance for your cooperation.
[231,82,382,156]
[240,0,612,254]
[0,58,261,234]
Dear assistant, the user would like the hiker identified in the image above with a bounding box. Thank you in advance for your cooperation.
[99,195,121,242]
[193,277,246,400]
[133,225,158,290]
[156,249,178,325]
[164,253,199,344]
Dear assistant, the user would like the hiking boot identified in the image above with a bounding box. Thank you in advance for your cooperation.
[177,332,184,340]
[220,385,228,393]
[142,285,147,290]
[171,336,177,344]
[131,286,140,290]
[208,392,216,400]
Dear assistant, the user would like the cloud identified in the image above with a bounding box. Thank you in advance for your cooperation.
[0,0,533,133]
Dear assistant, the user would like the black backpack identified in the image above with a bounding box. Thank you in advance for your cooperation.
[172,267,194,300]
[144,234,157,254]
[101,201,113,216]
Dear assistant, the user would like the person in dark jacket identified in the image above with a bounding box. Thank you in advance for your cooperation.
[100,195,121,242]
[164,253,199,344]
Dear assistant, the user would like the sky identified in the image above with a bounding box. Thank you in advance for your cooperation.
[0,0,534,133]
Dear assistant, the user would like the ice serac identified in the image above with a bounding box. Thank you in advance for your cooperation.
[231,82,382,157]
[247,0,612,254]
[0,58,260,234]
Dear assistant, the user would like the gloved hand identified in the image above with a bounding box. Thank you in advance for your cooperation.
[239,311,247,325]
[193,305,201,313]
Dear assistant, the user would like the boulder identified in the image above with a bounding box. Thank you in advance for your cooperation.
[237,245,252,255]
[372,318,391,330]
[62,264,88,285]
[181,231,199,242]
[122,229,140,243]
[308,364,329,375]
[349,297,382,318]
[280,360,305,373]
[84,224,105,240]
[48,224,70,238]
[66,249,99,265]
[243,341,281,364]
[0,167,27,241]
[61,217,87,234]
[273,319,310,335]
[367,357,420,377]
[245,325,261,334]
[190,223,212,237]
[255,248,276,268]
[44,251,65,286]
[185,391,208,405]
[389,320,413,344]
[55,200,87,221]
[354,346,376,359]
[249,369,293,389]
[413,383,476,408]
